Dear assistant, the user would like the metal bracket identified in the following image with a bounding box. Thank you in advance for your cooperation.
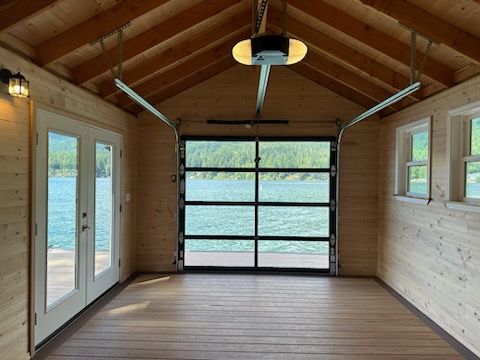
[330,200,336,212]
[179,180,185,194]
[330,164,337,178]
[331,141,337,152]
[400,22,435,84]
[329,234,336,246]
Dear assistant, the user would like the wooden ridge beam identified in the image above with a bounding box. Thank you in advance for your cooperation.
[359,0,480,64]
[304,50,399,109]
[127,56,236,113]
[268,8,421,101]
[289,0,455,87]
[0,0,59,32]
[35,0,171,66]
[99,10,251,98]
[291,63,376,109]
[73,0,242,85]
[118,31,248,108]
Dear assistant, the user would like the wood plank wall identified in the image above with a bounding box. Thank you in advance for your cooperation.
[377,74,480,357]
[136,65,378,276]
[0,47,137,360]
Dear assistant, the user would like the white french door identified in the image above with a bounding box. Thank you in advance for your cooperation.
[34,109,121,345]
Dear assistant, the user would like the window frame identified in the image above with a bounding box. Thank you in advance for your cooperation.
[395,117,432,200]
[447,101,480,208]
[461,113,480,204]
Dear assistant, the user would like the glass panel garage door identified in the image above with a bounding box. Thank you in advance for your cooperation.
[178,137,337,273]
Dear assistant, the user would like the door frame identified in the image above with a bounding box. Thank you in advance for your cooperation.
[178,136,337,274]
[31,104,123,349]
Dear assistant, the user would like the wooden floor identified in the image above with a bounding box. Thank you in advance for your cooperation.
[45,274,463,360]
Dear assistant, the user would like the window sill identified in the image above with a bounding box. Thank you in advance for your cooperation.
[394,195,430,205]
[445,201,480,213]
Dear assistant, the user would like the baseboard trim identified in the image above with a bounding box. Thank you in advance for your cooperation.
[32,272,139,359]
[375,277,480,360]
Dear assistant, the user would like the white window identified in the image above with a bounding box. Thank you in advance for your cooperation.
[395,117,431,200]
[447,101,480,207]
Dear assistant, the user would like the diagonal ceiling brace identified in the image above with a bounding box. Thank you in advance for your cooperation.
[255,64,271,117]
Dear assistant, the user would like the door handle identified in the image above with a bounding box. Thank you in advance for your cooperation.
[81,225,90,232]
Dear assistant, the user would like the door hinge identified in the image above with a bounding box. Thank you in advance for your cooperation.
[120,149,123,159]
[118,259,121,267]
[119,204,122,213]
[35,223,37,236]
[35,132,39,146]
[34,313,37,325]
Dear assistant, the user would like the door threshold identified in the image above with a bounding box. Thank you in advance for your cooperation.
[184,267,333,276]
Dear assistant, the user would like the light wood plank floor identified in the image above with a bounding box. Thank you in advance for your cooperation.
[46,274,463,359]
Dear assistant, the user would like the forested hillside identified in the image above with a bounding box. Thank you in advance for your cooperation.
[48,133,111,177]
[186,141,331,180]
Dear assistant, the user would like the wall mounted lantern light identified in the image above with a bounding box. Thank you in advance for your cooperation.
[0,68,30,98]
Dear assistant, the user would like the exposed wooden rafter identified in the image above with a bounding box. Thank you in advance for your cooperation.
[359,0,480,64]
[127,56,236,113]
[98,10,251,98]
[0,0,59,32]
[269,8,421,101]
[118,31,249,108]
[291,63,376,109]
[73,0,243,85]
[289,0,455,87]
[35,0,171,66]
[304,50,402,110]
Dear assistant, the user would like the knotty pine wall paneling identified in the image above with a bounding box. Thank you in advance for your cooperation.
[377,74,480,356]
[0,46,137,360]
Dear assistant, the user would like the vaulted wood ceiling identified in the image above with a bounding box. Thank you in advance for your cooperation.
[1,0,479,115]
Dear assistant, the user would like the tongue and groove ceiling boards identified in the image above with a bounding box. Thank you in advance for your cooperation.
[1,0,479,115]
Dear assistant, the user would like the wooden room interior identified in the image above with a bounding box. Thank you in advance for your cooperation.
[0,0,480,359]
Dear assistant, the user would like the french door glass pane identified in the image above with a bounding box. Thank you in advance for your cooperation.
[186,172,255,202]
[259,173,329,203]
[185,206,255,236]
[259,141,330,168]
[465,161,480,199]
[411,131,428,161]
[186,141,255,168]
[471,118,480,155]
[408,165,427,195]
[95,142,113,276]
[47,132,78,306]
[258,206,329,237]
[258,240,329,269]
[185,239,254,267]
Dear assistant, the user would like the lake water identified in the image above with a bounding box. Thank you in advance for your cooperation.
[48,177,112,251]
[47,177,480,254]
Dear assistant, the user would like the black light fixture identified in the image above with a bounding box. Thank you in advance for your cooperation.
[0,68,30,98]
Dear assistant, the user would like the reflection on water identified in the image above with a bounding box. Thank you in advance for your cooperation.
[48,177,112,250]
